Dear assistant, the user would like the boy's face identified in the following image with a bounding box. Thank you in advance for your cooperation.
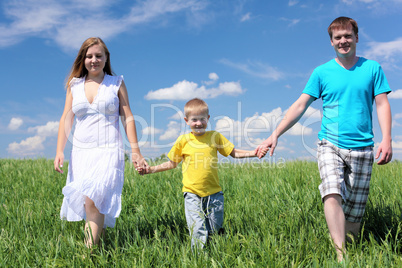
[184,111,210,136]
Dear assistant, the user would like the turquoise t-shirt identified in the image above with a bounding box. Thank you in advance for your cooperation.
[303,57,391,149]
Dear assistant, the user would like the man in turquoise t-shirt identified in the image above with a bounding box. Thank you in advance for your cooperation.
[255,17,392,262]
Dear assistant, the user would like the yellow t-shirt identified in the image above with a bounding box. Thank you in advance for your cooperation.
[168,131,234,197]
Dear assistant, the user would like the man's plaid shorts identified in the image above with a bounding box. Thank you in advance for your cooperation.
[317,139,374,223]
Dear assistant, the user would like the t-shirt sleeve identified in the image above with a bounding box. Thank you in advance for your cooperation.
[167,135,184,163]
[373,64,391,96]
[215,132,235,157]
[302,68,321,99]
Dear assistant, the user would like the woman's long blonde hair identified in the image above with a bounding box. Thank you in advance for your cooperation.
[65,37,114,89]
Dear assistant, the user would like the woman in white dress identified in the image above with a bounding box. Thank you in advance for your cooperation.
[54,37,148,248]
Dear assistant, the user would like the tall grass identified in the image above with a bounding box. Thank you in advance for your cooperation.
[0,159,401,267]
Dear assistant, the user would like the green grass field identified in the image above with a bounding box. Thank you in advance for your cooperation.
[0,159,401,267]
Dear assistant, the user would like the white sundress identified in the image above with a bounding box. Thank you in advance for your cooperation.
[60,74,125,228]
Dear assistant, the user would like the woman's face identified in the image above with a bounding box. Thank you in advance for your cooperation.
[84,44,107,76]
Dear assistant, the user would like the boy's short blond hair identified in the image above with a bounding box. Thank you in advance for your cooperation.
[184,98,209,118]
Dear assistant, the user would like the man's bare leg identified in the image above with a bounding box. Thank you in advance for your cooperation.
[323,194,346,262]
[345,221,360,243]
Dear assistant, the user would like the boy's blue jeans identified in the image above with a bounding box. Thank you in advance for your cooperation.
[183,191,224,249]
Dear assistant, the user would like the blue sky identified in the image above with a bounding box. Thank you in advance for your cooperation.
[1,0,402,162]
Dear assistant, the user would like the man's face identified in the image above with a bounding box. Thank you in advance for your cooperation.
[330,25,358,59]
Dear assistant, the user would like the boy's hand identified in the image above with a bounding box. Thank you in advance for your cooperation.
[138,166,153,175]
[255,136,277,158]
[135,166,144,174]
[255,146,267,158]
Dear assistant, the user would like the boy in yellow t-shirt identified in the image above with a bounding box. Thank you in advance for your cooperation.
[144,98,258,248]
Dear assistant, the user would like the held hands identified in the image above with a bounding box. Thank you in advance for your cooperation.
[54,152,65,173]
[132,153,149,175]
[376,139,393,165]
[254,135,277,159]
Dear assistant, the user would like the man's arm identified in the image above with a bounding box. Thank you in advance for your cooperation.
[375,93,392,165]
[255,93,316,158]
[230,148,257,158]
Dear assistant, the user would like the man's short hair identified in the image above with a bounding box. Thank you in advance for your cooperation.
[184,98,209,118]
[328,16,358,39]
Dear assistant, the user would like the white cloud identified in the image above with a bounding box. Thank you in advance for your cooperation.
[215,106,316,142]
[0,0,208,50]
[218,81,245,96]
[219,59,284,81]
[342,0,376,3]
[288,0,299,6]
[286,122,313,136]
[393,141,402,149]
[393,113,402,128]
[7,136,45,156]
[159,121,182,140]
[240,12,251,22]
[144,80,245,100]
[7,121,59,156]
[142,126,162,135]
[209,72,219,81]
[7,117,23,130]
[392,119,402,128]
[71,0,112,9]
[28,121,59,137]
[170,111,185,120]
[214,108,317,150]
[203,72,219,85]
[339,0,402,16]
[279,17,301,27]
[138,140,154,148]
[389,89,402,99]
[145,80,197,100]
[341,0,402,5]
[363,38,402,70]
[215,116,242,137]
